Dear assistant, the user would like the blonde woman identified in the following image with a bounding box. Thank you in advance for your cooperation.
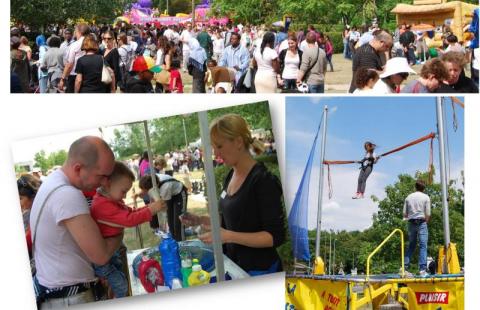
[180,114,285,276]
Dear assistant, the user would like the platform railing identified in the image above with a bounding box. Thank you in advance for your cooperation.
[366,228,404,281]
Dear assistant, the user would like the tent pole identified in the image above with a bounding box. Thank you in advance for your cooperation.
[143,121,164,232]
[198,111,225,282]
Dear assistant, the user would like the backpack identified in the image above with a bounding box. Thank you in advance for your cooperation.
[119,46,135,91]
[119,45,134,71]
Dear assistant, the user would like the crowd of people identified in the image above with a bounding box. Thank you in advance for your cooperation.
[10,12,478,94]
[345,20,478,93]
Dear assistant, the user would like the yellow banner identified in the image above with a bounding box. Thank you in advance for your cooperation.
[406,282,464,310]
[285,278,349,310]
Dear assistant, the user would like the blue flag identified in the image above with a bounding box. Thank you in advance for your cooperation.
[288,126,320,261]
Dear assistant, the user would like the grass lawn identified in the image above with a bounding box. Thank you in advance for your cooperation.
[123,169,207,251]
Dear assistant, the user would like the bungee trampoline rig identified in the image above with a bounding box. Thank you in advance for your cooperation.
[286,97,464,310]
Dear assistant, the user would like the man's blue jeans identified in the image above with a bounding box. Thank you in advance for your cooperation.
[308,83,324,93]
[404,220,428,271]
[93,250,128,298]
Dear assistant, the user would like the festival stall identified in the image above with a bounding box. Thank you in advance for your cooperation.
[117,0,228,26]
[391,0,478,41]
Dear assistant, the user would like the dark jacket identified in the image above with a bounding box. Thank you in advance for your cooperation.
[125,77,154,93]
[435,71,479,93]
[278,49,303,77]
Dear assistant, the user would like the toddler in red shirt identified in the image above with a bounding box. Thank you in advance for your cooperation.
[169,59,184,93]
[90,161,165,298]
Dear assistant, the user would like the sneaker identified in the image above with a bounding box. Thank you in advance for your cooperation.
[352,193,360,199]
[358,193,364,199]
[419,270,428,278]
[400,268,414,278]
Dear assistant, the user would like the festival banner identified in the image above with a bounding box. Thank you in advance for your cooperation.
[406,281,464,310]
[286,278,349,310]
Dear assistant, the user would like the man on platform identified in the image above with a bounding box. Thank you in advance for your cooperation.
[403,179,431,277]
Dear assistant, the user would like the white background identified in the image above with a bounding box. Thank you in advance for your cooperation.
[3,2,479,306]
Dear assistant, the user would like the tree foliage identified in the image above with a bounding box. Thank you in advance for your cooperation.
[285,170,464,275]
[11,0,130,27]
[111,101,272,160]
[33,149,67,172]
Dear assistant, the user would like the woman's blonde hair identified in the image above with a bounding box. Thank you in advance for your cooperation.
[209,114,265,155]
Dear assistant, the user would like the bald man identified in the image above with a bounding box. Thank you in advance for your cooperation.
[349,29,393,93]
[30,136,122,307]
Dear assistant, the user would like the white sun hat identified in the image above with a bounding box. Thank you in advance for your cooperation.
[380,57,417,78]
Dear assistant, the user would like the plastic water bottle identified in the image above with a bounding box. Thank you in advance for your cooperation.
[171,278,182,290]
[188,259,211,287]
[159,233,182,289]
[180,250,193,288]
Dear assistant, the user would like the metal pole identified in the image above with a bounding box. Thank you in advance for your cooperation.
[166,0,169,15]
[328,232,332,275]
[182,118,188,150]
[324,231,328,266]
[198,111,225,282]
[436,97,451,273]
[143,121,163,230]
[315,106,328,258]
[192,0,195,25]
[333,238,336,275]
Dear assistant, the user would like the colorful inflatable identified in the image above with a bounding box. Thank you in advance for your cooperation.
[118,0,228,26]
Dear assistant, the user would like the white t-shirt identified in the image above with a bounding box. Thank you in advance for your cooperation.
[353,88,376,94]
[65,36,85,76]
[180,30,193,51]
[213,37,224,54]
[299,40,317,52]
[282,50,300,79]
[164,29,176,42]
[473,48,479,70]
[254,47,278,76]
[278,40,289,53]
[372,79,395,94]
[403,191,431,220]
[30,169,94,288]
[157,174,184,201]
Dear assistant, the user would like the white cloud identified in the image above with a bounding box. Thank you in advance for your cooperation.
[286,164,388,232]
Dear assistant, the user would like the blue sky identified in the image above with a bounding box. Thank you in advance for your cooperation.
[285,96,464,232]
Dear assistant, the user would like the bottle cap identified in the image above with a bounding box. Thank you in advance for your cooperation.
[192,264,202,272]
[181,259,192,268]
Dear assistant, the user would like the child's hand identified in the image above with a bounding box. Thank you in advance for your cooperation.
[149,200,166,213]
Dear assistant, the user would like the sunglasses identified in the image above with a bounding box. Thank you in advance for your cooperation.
[104,37,114,41]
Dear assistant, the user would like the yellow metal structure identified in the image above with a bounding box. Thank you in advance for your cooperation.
[366,228,405,280]
[437,243,461,274]
[313,256,325,275]
[286,228,464,309]
[286,275,464,310]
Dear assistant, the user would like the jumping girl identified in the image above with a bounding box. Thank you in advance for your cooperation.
[353,141,380,199]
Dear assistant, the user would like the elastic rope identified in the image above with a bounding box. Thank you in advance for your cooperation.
[451,99,458,132]
[327,164,333,199]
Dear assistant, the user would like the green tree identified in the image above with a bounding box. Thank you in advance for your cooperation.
[33,149,67,171]
[33,150,49,172]
[11,0,130,28]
